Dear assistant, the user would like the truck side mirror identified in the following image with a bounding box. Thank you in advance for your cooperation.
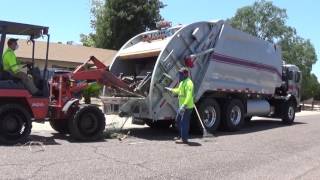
[288,71,294,80]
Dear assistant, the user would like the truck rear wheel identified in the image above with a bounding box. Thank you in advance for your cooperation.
[222,99,244,131]
[49,119,69,134]
[0,104,32,145]
[196,98,221,133]
[281,101,296,125]
[68,105,105,141]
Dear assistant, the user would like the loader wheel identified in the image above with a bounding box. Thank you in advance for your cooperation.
[69,105,105,141]
[222,99,244,131]
[194,98,221,133]
[0,104,32,145]
[281,101,296,125]
[49,119,69,134]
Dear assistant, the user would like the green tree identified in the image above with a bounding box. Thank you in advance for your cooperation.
[229,0,289,43]
[314,84,320,100]
[80,0,102,47]
[80,33,95,47]
[82,0,164,50]
[229,0,318,100]
[302,74,319,100]
[279,36,317,75]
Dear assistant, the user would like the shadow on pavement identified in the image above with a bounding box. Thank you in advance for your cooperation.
[127,127,180,141]
[23,118,306,146]
[29,133,107,145]
[126,127,203,146]
[186,141,202,146]
[216,119,306,136]
[128,118,306,141]
[50,133,107,143]
[28,134,61,145]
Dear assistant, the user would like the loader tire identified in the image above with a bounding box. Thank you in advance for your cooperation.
[69,105,105,141]
[50,119,69,134]
[0,104,32,145]
[195,98,221,133]
[222,99,244,131]
[281,101,296,125]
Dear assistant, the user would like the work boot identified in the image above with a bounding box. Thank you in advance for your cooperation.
[175,139,188,144]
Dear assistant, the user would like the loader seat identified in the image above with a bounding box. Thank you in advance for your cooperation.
[0,71,25,89]
[0,71,20,81]
[0,80,25,89]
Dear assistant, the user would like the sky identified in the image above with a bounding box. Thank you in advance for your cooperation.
[1,0,319,79]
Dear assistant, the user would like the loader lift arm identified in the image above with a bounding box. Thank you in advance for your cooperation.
[70,56,132,92]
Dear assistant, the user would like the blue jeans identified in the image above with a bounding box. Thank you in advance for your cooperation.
[176,108,192,141]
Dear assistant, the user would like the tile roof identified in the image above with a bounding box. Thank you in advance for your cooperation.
[5,39,117,65]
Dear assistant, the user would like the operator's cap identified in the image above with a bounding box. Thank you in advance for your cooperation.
[7,38,18,45]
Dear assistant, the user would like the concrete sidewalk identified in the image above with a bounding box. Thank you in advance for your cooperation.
[296,110,320,116]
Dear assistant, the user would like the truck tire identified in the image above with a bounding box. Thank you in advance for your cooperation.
[222,99,244,131]
[281,101,296,125]
[0,104,32,145]
[68,105,105,141]
[196,98,221,133]
[49,119,69,134]
[244,116,252,123]
[146,120,172,129]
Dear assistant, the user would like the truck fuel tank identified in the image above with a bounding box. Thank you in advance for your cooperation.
[246,99,271,116]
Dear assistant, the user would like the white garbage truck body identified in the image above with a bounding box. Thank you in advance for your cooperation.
[101,20,301,131]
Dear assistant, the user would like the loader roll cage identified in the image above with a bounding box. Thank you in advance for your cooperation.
[0,20,50,85]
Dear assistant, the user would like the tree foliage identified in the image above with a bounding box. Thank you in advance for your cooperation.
[80,33,95,47]
[302,73,320,100]
[229,0,318,100]
[229,0,289,43]
[81,0,164,50]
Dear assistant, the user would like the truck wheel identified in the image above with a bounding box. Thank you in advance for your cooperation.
[281,101,296,125]
[244,116,252,123]
[196,98,221,133]
[68,105,106,141]
[146,120,172,129]
[222,99,244,131]
[49,119,69,134]
[0,104,32,145]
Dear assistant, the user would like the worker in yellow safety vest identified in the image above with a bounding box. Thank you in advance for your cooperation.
[165,67,194,144]
[2,38,39,95]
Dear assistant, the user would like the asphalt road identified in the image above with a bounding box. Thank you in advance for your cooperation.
[1,112,320,180]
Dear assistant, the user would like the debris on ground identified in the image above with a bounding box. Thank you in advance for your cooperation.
[17,141,46,152]
[118,131,131,141]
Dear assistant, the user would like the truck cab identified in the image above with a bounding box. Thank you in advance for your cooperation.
[281,64,302,108]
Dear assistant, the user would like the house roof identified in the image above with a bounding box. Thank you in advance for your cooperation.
[4,39,117,65]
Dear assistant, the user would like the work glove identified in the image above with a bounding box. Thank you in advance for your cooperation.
[164,87,172,92]
[178,105,186,115]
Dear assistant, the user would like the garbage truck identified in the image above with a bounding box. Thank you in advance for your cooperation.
[101,20,301,132]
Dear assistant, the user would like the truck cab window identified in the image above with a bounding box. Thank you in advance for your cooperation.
[288,71,294,80]
[295,72,301,82]
[282,68,288,81]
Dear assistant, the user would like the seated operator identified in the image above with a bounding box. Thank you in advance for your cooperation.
[2,38,40,95]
